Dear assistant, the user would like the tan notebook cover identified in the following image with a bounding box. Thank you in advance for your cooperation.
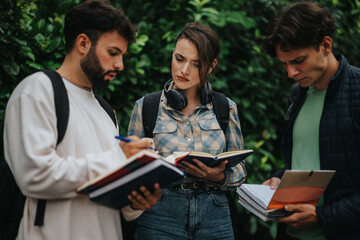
[267,170,335,209]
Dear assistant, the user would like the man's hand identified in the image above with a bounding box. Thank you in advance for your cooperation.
[278,204,318,228]
[177,159,226,183]
[128,183,161,210]
[119,136,154,158]
[263,177,281,190]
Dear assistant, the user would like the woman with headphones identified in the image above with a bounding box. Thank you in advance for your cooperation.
[128,22,246,239]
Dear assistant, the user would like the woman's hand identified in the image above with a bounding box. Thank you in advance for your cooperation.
[177,159,227,183]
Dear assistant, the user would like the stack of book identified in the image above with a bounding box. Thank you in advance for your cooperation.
[237,170,336,221]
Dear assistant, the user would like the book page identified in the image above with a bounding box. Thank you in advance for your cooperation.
[216,149,253,159]
[173,150,253,160]
[239,184,275,209]
[179,152,214,158]
[237,194,270,221]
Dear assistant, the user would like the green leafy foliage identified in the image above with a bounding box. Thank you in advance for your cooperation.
[1,0,360,238]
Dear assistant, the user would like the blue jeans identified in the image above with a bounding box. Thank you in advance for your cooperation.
[136,187,234,240]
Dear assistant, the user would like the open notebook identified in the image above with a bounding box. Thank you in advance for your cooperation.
[237,170,335,221]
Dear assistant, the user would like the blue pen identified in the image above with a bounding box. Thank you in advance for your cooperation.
[115,135,133,143]
[115,135,154,150]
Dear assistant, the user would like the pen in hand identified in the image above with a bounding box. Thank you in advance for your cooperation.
[115,135,154,150]
[115,135,133,143]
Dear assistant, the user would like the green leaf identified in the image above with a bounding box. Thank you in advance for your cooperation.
[159,66,170,73]
[47,23,54,32]
[2,61,20,76]
[201,7,219,16]
[253,45,261,54]
[25,61,43,70]
[136,34,149,46]
[37,19,45,29]
[10,36,27,46]
[162,31,173,41]
[21,45,35,61]
[47,37,62,52]
[110,79,122,86]
[136,68,145,75]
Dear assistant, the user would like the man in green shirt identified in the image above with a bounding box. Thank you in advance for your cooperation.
[262,2,360,240]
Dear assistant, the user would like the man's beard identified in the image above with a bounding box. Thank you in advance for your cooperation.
[80,47,113,90]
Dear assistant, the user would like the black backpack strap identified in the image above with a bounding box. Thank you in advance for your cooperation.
[94,92,117,127]
[211,91,229,135]
[122,91,162,240]
[32,70,70,226]
[211,92,242,240]
[43,69,69,145]
[141,91,229,138]
[142,91,162,138]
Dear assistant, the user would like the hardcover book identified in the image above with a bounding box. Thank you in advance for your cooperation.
[170,149,253,168]
[77,150,184,209]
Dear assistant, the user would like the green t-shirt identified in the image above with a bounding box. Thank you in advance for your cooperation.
[288,86,326,240]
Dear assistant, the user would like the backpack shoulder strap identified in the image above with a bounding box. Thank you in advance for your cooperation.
[141,91,230,138]
[94,92,117,126]
[211,91,230,135]
[43,70,116,133]
[142,91,162,138]
[32,69,70,226]
[42,69,69,145]
[1,69,68,165]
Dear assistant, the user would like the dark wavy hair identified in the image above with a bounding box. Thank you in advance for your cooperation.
[175,22,220,85]
[263,1,336,57]
[64,0,136,52]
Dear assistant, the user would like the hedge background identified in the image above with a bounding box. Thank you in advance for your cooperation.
[1,0,359,239]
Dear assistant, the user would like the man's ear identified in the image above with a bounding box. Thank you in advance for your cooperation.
[321,36,333,56]
[75,33,92,55]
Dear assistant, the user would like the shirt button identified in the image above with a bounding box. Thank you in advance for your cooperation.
[187,138,192,142]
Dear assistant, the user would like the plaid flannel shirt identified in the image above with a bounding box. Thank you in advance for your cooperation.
[128,91,246,190]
